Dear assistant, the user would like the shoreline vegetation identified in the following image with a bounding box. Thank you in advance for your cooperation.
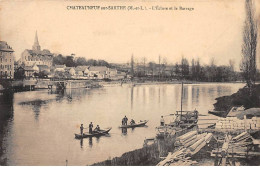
[214,84,260,112]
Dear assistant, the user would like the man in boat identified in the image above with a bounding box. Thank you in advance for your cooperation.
[160,116,165,126]
[89,122,93,134]
[80,124,84,135]
[94,125,100,132]
[123,116,128,125]
[130,119,135,125]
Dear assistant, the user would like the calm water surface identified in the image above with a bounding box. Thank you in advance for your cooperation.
[0,83,245,165]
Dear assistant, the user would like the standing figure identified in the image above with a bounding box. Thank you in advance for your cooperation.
[123,116,128,125]
[122,118,125,125]
[160,116,165,126]
[89,122,93,134]
[80,124,84,135]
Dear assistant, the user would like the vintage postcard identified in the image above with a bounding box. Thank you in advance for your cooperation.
[0,0,260,166]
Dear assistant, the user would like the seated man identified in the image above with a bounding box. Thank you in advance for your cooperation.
[94,125,100,132]
[130,119,135,125]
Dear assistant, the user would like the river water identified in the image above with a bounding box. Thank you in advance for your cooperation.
[0,83,245,165]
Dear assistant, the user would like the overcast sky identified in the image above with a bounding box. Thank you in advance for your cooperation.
[0,0,259,70]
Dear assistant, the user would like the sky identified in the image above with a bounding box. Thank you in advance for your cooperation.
[0,0,259,70]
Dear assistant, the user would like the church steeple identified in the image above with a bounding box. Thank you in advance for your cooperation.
[32,31,41,51]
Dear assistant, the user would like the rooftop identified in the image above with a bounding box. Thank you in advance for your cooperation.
[89,66,108,72]
[0,41,14,52]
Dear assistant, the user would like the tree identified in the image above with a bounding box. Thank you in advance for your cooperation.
[181,57,189,79]
[143,57,147,76]
[148,61,156,80]
[131,55,134,78]
[191,59,196,80]
[175,63,180,77]
[195,59,201,81]
[53,54,66,65]
[65,55,75,67]
[75,57,87,66]
[14,67,25,80]
[240,0,258,91]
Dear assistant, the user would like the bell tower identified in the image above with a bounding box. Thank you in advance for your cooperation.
[32,31,41,51]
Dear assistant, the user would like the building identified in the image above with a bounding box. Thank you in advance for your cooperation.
[65,67,76,76]
[24,64,39,77]
[0,41,15,79]
[20,31,53,67]
[75,66,89,77]
[85,66,108,79]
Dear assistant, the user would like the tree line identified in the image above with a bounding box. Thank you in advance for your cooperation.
[130,56,242,82]
[53,54,111,68]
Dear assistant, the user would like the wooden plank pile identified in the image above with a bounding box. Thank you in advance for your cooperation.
[157,130,213,166]
[211,132,259,162]
[229,132,253,152]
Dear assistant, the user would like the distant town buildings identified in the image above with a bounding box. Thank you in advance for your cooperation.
[19,31,53,67]
[0,41,15,79]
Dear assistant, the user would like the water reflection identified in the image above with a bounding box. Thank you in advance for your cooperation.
[89,137,93,147]
[80,139,83,149]
[0,91,14,165]
[131,86,133,111]
[121,128,127,135]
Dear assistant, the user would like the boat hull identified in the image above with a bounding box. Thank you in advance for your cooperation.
[75,128,112,139]
[208,110,227,117]
[119,120,148,128]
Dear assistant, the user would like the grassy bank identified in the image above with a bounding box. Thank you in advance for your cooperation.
[213,84,260,112]
[92,127,196,166]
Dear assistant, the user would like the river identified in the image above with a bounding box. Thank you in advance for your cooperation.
[0,83,245,165]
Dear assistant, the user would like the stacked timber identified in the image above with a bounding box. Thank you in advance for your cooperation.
[215,117,260,130]
[156,149,197,166]
[175,131,197,147]
[186,133,213,155]
[158,131,213,166]
[211,132,259,161]
[229,132,253,152]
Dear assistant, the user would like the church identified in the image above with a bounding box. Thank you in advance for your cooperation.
[20,31,53,67]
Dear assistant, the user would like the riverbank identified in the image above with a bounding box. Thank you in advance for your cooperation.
[92,127,196,166]
[213,84,260,112]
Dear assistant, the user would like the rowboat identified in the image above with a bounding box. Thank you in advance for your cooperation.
[208,110,227,117]
[75,127,112,139]
[119,120,148,128]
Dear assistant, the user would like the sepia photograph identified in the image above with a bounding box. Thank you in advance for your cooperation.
[0,0,260,166]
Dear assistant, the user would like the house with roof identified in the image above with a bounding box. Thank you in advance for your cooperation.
[24,64,39,77]
[0,41,15,79]
[65,67,76,76]
[107,68,117,79]
[110,71,126,80]
[53,64,66,72]
[85,66,108,79]
[75,66,89,77]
